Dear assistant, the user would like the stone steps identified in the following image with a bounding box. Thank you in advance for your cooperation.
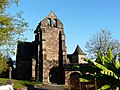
[35,85,68,90]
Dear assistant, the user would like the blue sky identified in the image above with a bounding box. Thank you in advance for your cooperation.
[9,0,120,55]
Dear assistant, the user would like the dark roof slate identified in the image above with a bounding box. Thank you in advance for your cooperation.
[73,45,86,55]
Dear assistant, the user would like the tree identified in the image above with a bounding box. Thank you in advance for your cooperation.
[0,53,8,75]
[0,0,28,55]
[85,47,120,89]
[0,0,28,56]
[85,29,120,59]
[0,0,29,74]
[70,47,120,89]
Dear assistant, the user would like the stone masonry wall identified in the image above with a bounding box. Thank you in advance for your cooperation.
[39,12,67,84]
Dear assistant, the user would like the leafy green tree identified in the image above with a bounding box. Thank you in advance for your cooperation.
[68,47,120,89]
[85,29,120,59]
[0,0,28,56]
[0,0,29,75]
[0,53,8,75]
[84,47,120,89]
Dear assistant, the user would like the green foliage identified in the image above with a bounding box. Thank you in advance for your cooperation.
[86,47,120,89]
[94,47,120,90]
[116,60,120,69]
[116,53,120,69]
[107,47,113,62]
[0,0,29,74]
[80,78,90,82]
[0,0,29,56]
[0,53,8,75]
[97,85,110,90]
[0,0,19,13]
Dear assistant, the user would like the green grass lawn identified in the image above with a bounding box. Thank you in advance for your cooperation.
[0,78,42,89]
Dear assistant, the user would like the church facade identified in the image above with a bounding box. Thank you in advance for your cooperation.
[16,12,86,86]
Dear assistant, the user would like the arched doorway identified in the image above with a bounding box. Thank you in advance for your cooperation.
[49,67,59,83]
[70,72,81,90]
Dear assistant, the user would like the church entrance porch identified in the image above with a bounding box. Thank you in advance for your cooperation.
[69,72,81,90]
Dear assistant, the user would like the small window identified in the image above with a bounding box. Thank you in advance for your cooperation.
[53,19,57,27]
[47,18,51,26]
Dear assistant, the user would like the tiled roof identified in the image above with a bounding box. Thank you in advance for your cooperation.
[73,45,86,55]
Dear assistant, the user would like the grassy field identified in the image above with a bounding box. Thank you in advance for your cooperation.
[0,78,42,89]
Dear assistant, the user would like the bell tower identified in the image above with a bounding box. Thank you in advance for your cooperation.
[34,11,67,84]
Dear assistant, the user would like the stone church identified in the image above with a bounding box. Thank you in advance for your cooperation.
[16,11,87,86]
